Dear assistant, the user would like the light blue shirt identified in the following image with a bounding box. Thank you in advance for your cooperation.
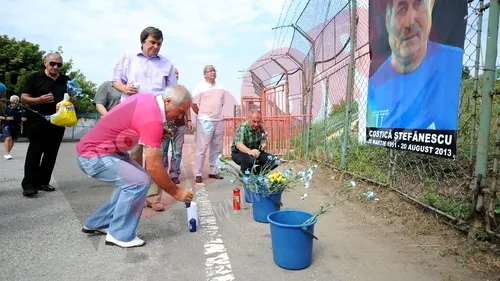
[112,49,178,101]
[367,41,463,130]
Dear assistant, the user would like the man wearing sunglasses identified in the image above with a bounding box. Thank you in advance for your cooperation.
[20,53,73,197]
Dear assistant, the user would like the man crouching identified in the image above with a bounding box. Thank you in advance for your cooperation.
[75,85,193,248]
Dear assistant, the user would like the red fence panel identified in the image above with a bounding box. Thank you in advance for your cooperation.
[223,115,309,158]
[223,81,311,158]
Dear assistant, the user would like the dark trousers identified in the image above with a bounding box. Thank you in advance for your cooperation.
[231,151,279,174]
[21,119,65,190]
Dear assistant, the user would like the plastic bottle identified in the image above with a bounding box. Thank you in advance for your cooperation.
[186,201,198,229]
[131,81,141,92]
[189,218,197,232]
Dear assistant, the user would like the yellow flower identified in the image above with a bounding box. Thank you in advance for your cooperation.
[267,172,286,185]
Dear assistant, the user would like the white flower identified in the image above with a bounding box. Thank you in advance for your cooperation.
[304,180,311,188]
[300,193,308,200]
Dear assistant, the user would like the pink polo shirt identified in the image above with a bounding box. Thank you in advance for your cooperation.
[76,94,165,157]
[193,81,226,121]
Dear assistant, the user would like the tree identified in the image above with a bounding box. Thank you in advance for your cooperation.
[0,36,97,113]
[462,66,471,80]
[0,35,45,97]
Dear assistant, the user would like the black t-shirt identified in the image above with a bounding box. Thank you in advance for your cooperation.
[21,71,70,117]
[4,106,26,127]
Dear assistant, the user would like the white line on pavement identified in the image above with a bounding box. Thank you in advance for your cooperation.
[197,188,235,281]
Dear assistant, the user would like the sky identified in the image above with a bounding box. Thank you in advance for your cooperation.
[1,0,497,108]
[0,0,295,104]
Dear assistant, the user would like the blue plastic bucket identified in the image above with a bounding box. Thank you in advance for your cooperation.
[251,192,282,223]
[267,210,317,270]
[244,188,252,203]
[243,184,252,203]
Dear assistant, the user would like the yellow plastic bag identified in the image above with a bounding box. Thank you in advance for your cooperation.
[50,93,78,127]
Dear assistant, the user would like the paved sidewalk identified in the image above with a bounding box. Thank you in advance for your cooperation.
[0,135,488,281]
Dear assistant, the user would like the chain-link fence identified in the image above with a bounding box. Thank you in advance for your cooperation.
[243,0,500,240]
[62,113,100,141]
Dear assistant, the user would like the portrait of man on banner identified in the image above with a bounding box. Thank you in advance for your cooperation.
[366,0,467,131]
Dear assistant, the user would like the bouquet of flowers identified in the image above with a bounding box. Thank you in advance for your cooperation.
[218,155,318,199]
[67,79,83,97]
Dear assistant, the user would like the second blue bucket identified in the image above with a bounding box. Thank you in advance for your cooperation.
[267,210,317,270]
[251,192,282,223]
[244,186,252,203]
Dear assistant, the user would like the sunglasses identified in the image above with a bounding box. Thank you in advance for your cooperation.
[49,61,63,67]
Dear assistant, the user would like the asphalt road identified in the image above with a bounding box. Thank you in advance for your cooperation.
[0,139,489,281]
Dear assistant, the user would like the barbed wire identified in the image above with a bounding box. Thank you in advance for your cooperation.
[240,0,495,233]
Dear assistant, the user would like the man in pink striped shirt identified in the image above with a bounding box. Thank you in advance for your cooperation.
[192,65,227,183]
[76,85,193,248]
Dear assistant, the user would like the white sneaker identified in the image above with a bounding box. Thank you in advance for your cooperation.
[105,233,146,248]
[4,155,12,160]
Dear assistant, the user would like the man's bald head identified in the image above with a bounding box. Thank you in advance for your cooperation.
[385,0,434,73]
[249,108,262,117]
[44,52,63,77]
[248,108,263,131]
[44,52,63,62]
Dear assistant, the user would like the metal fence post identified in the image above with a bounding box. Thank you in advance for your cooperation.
[387,149,396,187]
[324,76,330,161]
[469,0,485,173]
[286,23,315,161]
[306,59,316,161]
[486,111,500,238]
[469,0,500,243]
[341,0,358,170]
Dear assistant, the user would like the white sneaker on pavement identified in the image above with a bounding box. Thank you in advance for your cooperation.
[105,233,146,248]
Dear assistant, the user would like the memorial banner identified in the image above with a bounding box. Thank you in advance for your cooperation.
[366,0,468,159]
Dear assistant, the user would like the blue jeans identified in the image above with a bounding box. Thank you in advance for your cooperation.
[162,125,185,178]
[77,153,151,242]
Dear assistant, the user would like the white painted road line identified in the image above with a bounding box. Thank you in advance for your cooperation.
[197,188,235,281]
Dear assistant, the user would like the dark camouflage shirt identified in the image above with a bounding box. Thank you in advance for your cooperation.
[231,121,265,154]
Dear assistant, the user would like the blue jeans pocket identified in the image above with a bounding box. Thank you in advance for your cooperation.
[77,155,119,177]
